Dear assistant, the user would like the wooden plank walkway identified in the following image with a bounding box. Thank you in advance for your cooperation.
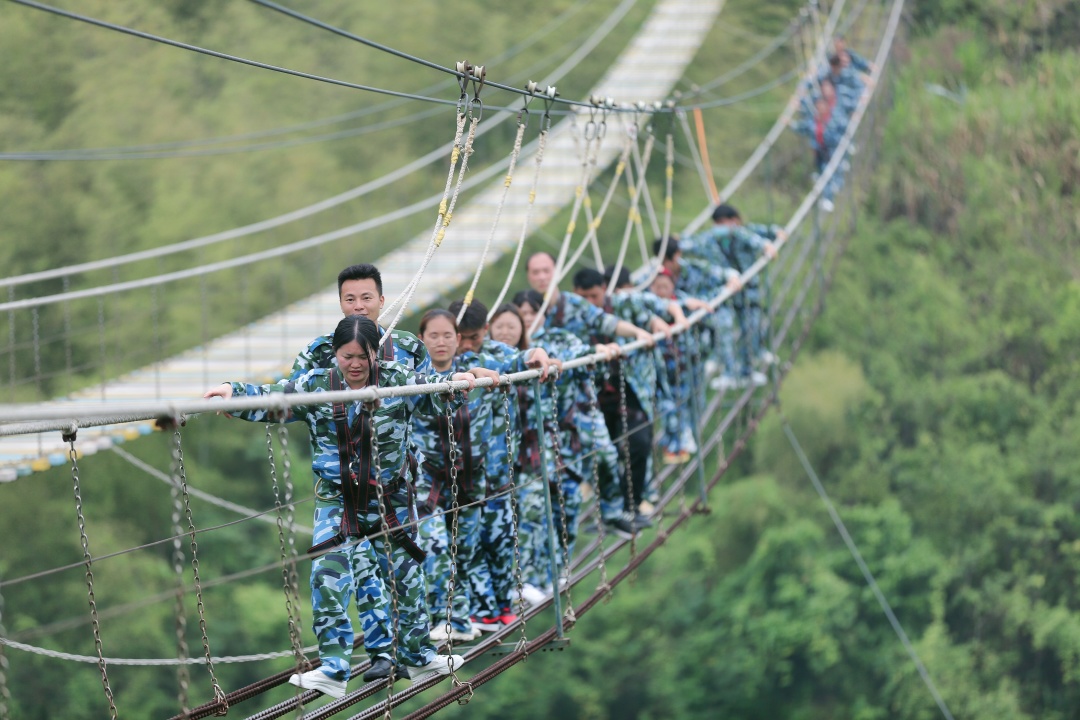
[0,0,724,480]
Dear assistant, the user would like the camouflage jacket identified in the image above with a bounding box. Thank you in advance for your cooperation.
[227,361,459,488]
[530,326,599,480]
[542,290,620,344]
[413,344,531,501]
[682,224,773,295]
[589,290,662,418]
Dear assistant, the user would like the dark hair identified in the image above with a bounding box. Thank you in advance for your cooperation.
[828,53,842,68]
[447,299,489,332]
[604,266,632,289]
[337,263,383,296]
[332,315,381,352]
[653,236,680,260]
[526,251,556,270]
[512,289,544,312]
[711,204,740,223]
[489,303,529,350]
[572,267,605,291]
[418,308,457,336]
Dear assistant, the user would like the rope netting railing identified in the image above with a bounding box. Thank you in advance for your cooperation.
[0,1,907,718]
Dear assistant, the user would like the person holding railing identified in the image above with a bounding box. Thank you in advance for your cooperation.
[203,315,479,698]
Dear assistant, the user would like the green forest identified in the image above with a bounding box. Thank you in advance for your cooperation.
[2,0,1080,718]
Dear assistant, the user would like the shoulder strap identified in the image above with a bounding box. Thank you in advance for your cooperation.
[330,371,372,539]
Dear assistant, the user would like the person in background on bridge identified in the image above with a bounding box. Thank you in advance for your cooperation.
[203,315,478,698]
[682,204,780,385]
[649,267,713,464]
[792,87,852,213]
[282,262,431,681]
[655,236,738,389]
[833,35,875,77]
[574,267,669,521]
[513,290,606,603]
[448,299,554,628]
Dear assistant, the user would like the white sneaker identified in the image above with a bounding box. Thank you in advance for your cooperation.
[703,359,720,379]
[429,623,477,643]
[519,583,549,608]
[758,350,778,366]
[750,371,768,387]
[401,654,465,684]
[819,198,835,213]
[288,668,347,699]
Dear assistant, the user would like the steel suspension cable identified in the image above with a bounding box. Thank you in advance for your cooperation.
[0,0,594,160]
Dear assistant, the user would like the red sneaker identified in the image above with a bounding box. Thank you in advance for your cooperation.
[470,616,502,633]
[498,607,519,625]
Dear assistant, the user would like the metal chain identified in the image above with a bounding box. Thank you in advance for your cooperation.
[266,426,307,671]
[440,400,471,701]
[583,381,612,601]
[368,402,401,717]
[172,429,228,715]
[67,435,119,719]
[501,390,529,654]
[169,440,193,718]
[0,566,11,720]
[543,417,575,629]
[617,361,638,557]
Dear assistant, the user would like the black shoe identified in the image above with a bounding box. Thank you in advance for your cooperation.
[363,656,399,682]
[633,513,653,530]
[603,515,636,540]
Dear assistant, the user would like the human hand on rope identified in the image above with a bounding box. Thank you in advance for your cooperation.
[763,241,778,259]
[449,372,478,392]
[524,347,557,381]
[684,297,712,313]
[633,326,656,348]
[203,382,234,400]
[776,229,789,244]
[466,367,502,391]
[595,343,621,360]
[649,315,673,340]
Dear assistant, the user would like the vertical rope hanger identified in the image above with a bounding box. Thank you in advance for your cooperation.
[379,63,484,339]
[634,119,676,292]
[487,89,557,318]
[605,125,656,295]
[455,83,548,324]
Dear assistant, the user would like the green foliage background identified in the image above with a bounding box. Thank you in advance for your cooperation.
[2,0,1079,718]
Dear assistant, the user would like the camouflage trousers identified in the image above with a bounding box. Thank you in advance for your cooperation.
[657,365,698,456]
[417,505,480,633]
[710,304,737,377]
[733,296,765,377]
[311,487,436,681]
[580,406,626,523]
[516,469,582,588]
[473,493,516,619]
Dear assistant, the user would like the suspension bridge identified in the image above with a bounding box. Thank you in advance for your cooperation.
[0,0,947,718]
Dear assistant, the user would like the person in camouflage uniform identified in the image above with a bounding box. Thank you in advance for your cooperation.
[280,263,431,680]
[413,306,553,638]
[204,315,477,698]
[450,300,538,628]
[581,267,678,514]
[648,267,714,462]
[526,253,654,539]
[656,237,741,390]
[681,205,781,387]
